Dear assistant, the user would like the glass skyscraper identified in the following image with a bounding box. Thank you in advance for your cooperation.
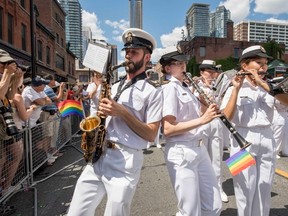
[210,6,231,38]
[59,0,83,63]
[186,3,210,39]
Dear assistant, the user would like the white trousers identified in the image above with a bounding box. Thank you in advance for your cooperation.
[67,144,143,216]
[231,126,276,216]
[165,141,222,216]
[202,118,224,191]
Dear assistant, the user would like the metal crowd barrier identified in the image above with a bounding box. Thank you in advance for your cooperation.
[0,114,82,206]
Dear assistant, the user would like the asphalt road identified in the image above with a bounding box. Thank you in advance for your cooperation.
[6,137,288,216]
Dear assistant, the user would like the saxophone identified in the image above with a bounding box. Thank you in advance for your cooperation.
[80,62,127,163]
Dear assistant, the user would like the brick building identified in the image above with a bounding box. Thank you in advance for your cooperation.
[181,20,288,65]
[0,0,76,82]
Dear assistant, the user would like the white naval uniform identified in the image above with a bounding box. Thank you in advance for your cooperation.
[67,78,163,216]
[194,80,225,195]
[163,77,222,216]
[221,79,275,216]
[272,99,288,155]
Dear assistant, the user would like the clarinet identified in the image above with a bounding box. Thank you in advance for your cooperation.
[184,72,251,149]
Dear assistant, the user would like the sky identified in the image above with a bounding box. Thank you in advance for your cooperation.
[79,0,288,66]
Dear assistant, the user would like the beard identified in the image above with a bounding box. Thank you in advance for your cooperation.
[125,56,145,74]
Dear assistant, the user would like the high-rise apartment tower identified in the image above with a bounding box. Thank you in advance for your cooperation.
[59,0,83,63]
[186,3,210,39]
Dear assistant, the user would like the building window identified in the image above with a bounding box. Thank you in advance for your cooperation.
[234,48,239,59]
[56,54,65,71]
[20,0,25,8]
[79,75,89,83]
[56,33,59,44]
[21,23,27,51]
[61,38,64,47]
[46,46,51,65]
[0,7,3,39]
[37,40,43,61]
[8,13,13,44]
[200,46,206,57]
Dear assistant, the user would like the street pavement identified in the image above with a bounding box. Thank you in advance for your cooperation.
[6,136,288,216]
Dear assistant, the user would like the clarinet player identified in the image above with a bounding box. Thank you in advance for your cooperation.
[67,28,163,216]
[160,49,222,216]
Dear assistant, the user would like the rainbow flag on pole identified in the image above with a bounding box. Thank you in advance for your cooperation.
[58,100,84,118]
[225,149,256,176]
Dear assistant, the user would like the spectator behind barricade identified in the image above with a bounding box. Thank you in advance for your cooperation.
[71,84,83,101]
[86,71,102,116]
[41,74,65,157]
[0,49,24,214]
[1,82,37,193]
[21,76,56,165]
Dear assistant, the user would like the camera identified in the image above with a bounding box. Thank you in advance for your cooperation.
[0,106,19,136]
[17,64,32,73]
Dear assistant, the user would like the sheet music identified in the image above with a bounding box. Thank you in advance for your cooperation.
[83,43,110,74]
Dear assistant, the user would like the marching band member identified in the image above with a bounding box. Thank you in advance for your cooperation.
[160,50,222,216]
[194,60,228,203]
[67,28,163,216]
[221,45,276,216]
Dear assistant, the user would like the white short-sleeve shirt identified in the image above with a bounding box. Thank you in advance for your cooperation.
[86,83,101,116]
[162,76,202,143]
[221,79,274,128]
[106,78,163,150]
[22,86,47,127]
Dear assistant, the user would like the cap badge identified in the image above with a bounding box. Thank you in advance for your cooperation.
[126,32,133,43]
[176,44,182,54]
[260,46,266,53]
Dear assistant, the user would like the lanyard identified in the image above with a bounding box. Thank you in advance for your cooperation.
[113,72,147,102]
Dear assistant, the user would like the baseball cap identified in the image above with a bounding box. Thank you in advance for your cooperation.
[239,45,273,62]
[199,60,222,72]
[122,28,156,54]
[31,76,50,86]
[0,49,15,63]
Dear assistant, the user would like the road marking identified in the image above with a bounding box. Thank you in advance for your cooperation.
[275,168,288,179]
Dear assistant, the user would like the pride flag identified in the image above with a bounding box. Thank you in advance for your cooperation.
[58,100,84,118]
[225,149,256,176]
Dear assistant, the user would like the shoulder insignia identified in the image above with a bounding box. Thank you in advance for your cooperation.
[146,79,161,88]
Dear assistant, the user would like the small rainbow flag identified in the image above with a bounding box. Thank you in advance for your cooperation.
[58,100,84,118]
[225,149,256,176]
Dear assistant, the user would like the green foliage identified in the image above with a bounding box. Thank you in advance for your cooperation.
[262,36,284,60]
[216,57,239,71]
[186,56,200,77]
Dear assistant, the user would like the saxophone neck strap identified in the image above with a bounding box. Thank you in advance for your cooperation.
[113,72,147,102]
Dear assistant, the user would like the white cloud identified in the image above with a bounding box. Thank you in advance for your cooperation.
[254,0,288,15]
[266,18,288,24]
[150,27,186,63]
[82,10,107,41]
[105,19,129,44]
[159,26,186,48]
[219,0,250,24]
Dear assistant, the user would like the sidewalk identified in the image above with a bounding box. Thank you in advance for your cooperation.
[5,137,288,216]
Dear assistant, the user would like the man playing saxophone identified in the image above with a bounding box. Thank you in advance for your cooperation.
[67,28,163,216]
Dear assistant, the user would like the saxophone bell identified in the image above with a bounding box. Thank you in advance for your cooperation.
[79,116,101,132]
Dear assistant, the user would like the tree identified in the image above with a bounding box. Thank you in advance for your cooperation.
[263,36,285,60]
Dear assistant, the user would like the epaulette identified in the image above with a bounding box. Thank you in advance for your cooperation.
[146,79,161,88]
[160,80,170,85]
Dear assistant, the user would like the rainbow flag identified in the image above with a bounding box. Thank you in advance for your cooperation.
[225,149,256,176]
[58,100,84,118]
